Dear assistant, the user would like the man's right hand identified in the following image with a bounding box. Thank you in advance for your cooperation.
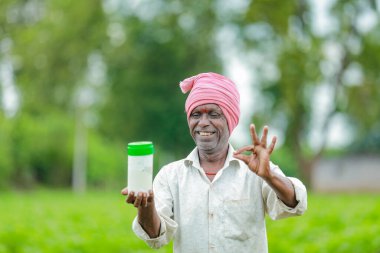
[121,187,155,208]
[121,187,161,238]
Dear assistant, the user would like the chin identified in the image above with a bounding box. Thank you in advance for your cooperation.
[196,141,217,152]
[198,145,214,151]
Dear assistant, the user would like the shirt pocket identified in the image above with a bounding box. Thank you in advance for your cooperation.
[222,199,257,241]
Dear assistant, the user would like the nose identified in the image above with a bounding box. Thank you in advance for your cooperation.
[198,114,210,127]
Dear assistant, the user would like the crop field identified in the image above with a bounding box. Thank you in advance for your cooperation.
[1,190,379,253]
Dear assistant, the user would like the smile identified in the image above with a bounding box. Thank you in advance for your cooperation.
[197,131,215,136]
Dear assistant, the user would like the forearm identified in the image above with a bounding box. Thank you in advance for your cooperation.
[138,206,161,238]
[264,169,298,208]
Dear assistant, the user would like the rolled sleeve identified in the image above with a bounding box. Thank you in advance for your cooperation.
[263,164,308,220]
[288,177,308,213]
[132,214,177,249]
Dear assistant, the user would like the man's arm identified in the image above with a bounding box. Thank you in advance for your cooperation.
[121,188,161,238]
[260,168,297,207]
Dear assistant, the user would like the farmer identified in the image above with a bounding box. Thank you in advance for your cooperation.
[121,72,307,252]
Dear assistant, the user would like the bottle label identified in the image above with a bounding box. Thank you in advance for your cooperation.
[127,154,153,193]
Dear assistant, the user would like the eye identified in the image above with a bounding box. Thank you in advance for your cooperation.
[209,112,222,119]
[190,112,201,119]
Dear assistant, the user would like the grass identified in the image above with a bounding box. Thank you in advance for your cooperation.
[267,194,380,253]
[1,190,379,253]
[0,190,172,253]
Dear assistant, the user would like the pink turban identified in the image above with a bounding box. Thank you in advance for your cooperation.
[179,72,240,134]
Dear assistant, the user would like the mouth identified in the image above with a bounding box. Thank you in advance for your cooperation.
[196,131,216,137]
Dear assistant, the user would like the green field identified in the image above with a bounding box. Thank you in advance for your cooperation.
[1,190,379,253]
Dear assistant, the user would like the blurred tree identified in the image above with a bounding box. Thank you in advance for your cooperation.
[0,0,223,188]
[225,0,380,185]
[0,0,109,189]
[100,0,222,157]
[8,111,74,187]
[2,0,107,113]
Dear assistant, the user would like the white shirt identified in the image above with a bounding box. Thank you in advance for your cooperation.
[132,145,307,253]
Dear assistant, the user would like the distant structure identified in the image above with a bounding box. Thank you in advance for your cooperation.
[312,154,380,192]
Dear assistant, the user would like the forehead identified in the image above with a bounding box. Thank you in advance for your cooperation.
[192,103,222,113]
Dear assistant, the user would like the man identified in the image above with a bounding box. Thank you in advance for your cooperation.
[121,72,307,252]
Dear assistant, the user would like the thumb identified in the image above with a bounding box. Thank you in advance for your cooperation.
[121,187,128,195]
[233,153,250,164]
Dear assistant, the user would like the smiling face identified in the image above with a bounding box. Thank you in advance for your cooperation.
[188,103,230,154]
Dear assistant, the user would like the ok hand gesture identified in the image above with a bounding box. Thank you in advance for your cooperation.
[233,124,277,180]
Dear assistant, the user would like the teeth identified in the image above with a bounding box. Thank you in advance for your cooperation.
[199,132,212,136]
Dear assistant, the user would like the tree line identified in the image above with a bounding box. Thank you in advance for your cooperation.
[0,0,379,189]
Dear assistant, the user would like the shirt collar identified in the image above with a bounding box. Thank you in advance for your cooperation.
[184,144,241,171]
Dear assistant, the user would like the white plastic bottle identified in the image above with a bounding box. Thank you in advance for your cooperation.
[127,141,154,193]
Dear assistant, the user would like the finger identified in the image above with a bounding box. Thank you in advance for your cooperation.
[134,192,143,207]
[233,145,254,155]
[147,190,154,203]
[250,124,260,145]
[261,125,268,147]
[233,153,250,164]
[141,193,148,208]
[121,187,128,195]
[267,136,277,154]
[126,191,135,203]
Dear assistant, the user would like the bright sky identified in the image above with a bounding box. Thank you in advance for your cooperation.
[0,39,19,118]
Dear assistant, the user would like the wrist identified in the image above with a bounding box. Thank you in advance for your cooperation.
[138,204,155,218]
[137,206,161,238]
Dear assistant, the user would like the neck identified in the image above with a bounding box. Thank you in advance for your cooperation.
[198,145,229,171]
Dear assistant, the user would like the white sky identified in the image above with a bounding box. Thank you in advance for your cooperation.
[0,39,19,117]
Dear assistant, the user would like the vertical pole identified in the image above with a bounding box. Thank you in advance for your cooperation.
[72,107,87,193]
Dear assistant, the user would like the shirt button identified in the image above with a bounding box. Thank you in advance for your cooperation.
[209,212,214,219]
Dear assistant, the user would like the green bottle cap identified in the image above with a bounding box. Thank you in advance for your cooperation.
[127,141,154,156]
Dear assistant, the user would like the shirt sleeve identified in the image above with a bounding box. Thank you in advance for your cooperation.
[262,162,308,220]
[132,166,178,249]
